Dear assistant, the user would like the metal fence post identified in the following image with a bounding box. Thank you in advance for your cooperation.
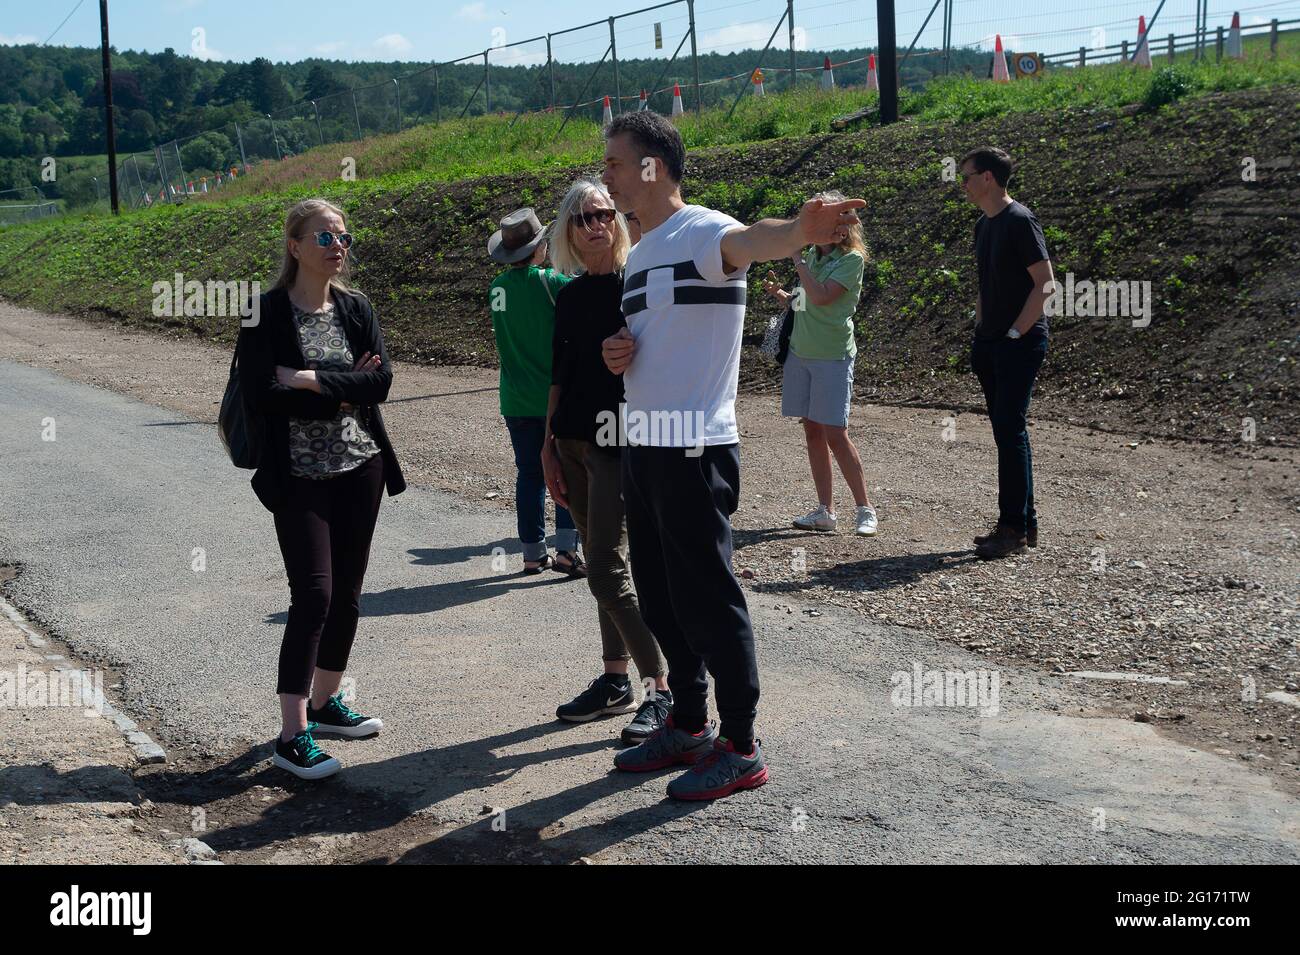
[547,35,556,111]
[787,0,797,91]
[234,122,247,169]
[154,145,169,200]
[688,0,701,112]
[132,155,147,207]
[1167,33,1175,60]
[175,140,188,191]
[1078,46,1086,67]
[394,77,402,131]
[483,51,491,113]
[1215,25,1223,62]
[609,17,621,113]
[311,100,323,145]
[1121,39,1128,61]
[352,90,363,139]
[943,0,952,75]
[435,66,441,123]
[1270,18,1279,58]
[268,115,281,160]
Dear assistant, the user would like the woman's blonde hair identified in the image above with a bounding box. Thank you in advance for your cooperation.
[548,178,630,276]
[271,198,353,291]
[813,189,867,258]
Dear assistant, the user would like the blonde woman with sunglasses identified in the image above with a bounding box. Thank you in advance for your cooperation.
[237,198,406,779]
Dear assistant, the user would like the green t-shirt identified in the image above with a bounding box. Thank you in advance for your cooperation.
[489,265,572,417]
[789,247,865,361]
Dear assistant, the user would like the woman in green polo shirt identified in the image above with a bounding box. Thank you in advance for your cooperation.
[488,207,583,575]
[763,190,879,538]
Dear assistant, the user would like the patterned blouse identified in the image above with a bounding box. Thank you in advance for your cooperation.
[287,300,380,479]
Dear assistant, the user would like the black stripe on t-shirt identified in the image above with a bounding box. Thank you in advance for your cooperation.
[623,260,705,292]
[621,284,746,317]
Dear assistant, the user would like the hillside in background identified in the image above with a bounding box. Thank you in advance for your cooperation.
[0,38,990,203]
[1,75,1295,446]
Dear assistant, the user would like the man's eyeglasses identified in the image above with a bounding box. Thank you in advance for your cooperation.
[306,230,354,249]
[571,208,617,229]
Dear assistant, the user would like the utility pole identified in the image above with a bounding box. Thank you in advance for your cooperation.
[877,0,898,124]
[99,0,120,214]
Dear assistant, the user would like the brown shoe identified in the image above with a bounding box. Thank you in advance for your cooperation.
[975,525,1038,548]
[975,526,1028,560]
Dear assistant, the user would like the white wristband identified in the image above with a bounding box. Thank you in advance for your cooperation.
[1006,327,1022,339]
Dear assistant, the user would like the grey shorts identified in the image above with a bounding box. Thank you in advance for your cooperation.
[781,352,855,427]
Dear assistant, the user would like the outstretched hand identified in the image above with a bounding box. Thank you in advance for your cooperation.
[796,196,865,248]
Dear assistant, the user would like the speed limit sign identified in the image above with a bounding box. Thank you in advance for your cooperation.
[1015,52,1043,79]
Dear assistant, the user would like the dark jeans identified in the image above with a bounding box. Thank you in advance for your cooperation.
[272,453,385,696]
[621,443,760,745]
[970,334,1048,535]
[504,415,577,561]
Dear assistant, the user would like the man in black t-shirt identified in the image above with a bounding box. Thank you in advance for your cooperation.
[959,146,1055,559]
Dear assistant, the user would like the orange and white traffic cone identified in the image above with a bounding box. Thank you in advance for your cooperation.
[638,89,648,111]
[1226,11,1244,59]
[671,83,684,116]
[866,53,878,91]
[601,94,613,125]
[821,56,835,91]
[752,68,765,96]
[1133,15,1153,67]
[991,35,1010,81]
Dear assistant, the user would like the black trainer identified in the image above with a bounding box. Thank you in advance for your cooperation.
[306,693,384,738]
[556,674,636,723]
[272,727,340,780]
[621,689,673,746]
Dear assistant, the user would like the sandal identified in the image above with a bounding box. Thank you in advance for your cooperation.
[553,550,588,578]
[523,554,553,576]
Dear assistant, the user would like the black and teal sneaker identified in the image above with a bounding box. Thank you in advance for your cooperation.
[306,693,384,738]
[556,674,636,723]
[272,728,340,780]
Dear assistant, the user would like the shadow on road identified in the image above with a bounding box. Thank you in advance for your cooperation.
[134,720,703,863]
[756,549,979,595]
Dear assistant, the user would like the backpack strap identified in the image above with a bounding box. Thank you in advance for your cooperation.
[537,268,557,307]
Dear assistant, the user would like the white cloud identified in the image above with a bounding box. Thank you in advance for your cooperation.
[313,41,348,55]
[458,3,490,21]
[0,33,39,45]
[373,33,413,56]
[699,23,774,53]
[487,45,549,67]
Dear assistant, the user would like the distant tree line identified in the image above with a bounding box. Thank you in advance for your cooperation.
[0,42,990,201]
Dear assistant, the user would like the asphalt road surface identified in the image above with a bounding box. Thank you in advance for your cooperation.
[1,357,1296,863]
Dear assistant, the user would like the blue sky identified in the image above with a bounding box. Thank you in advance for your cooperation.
[2,0,1294,66]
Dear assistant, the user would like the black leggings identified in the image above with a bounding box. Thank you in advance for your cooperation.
[272,453,385,696]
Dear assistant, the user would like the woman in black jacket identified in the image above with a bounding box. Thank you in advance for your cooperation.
[237,198,406,780]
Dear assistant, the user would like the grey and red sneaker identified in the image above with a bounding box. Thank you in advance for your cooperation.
[666,737,769,801]
[613,715,717,772]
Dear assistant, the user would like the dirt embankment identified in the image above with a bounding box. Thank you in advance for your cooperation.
[0,87,1296,444]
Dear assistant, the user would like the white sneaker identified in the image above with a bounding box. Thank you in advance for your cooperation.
[793,504,837,532]
[855,505,878,537]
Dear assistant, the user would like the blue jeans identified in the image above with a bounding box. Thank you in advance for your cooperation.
[504,416,577,561]
[970,335,1047,535]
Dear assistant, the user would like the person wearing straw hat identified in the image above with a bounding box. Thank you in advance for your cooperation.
[488,207,583,576]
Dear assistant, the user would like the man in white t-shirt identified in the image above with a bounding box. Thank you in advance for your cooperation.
[600,109,864,801]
